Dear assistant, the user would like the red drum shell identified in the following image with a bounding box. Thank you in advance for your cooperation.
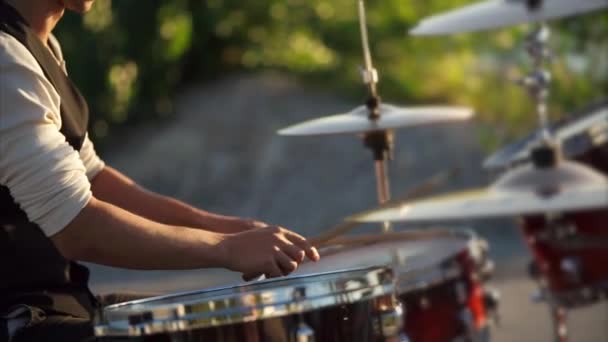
[522,209,608,294]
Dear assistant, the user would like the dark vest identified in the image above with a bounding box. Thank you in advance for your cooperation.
[0,2,96,319]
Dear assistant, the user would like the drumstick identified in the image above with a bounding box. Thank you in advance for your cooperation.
[315,229,449,248]
[242,169,456,281]
[310,168,457,246]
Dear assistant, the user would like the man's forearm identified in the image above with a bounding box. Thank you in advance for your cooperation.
[91,167,248,233]
[51,197,320,277]
[52,197,228,270]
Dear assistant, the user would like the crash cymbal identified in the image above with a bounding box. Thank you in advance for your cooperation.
[484,104,608,169]
[278,104,473,136]
[349,160,608,223]
[410,0,608,36]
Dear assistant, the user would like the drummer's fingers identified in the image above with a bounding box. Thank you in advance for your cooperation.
[282,229,320,261]
[279,241,305,263]
[264,258,284,278]
[274,248,299,275]
[242,272,262,282]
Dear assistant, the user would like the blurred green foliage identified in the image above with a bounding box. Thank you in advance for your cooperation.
[55,0,608,150]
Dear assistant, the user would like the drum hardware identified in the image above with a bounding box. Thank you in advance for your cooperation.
[457,307,476,342]
[482,288,501,326]
[358,0,390,234]
[530,215,577,242]
[292,287,315,342]
[528,259,543,281]
[469,239,495,282]
[294,321,315,342]
[559,257,582,285]
[455,281,468,305]
[374,303,404,339]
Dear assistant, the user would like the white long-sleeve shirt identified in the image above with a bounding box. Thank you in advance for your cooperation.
[0,31,105,237]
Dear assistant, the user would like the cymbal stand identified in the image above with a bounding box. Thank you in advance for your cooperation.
[517,22,570,342]
[517,23,555,147]
[356,0,394,233]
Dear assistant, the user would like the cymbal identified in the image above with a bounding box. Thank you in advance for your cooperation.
[484,104,608,169]
[410,0,608,36]
[349,160,608,223]
[278,104,473,136]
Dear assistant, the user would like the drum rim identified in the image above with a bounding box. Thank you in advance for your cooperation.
[95,266,395,337]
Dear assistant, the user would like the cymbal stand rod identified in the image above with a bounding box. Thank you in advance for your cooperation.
[364,130,394,232]
[357,0,394,233]
[357,0,379,101]
[374,159,391,204]
[549,300,569,342]
[375,160,392,233]
[520,23,554,143]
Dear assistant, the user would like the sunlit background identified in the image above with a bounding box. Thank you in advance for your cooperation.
[54,1,608,340]
[57,0,608,150]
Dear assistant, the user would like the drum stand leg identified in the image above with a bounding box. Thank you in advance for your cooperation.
[548,301,568,342]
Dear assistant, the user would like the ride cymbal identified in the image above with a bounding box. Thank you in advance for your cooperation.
[349,160,608,223]
[278,104,473,136]
[410,0,608,36]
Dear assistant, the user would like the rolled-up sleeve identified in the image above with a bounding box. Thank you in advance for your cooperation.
[79,134,105,181]
[0,34,92,237]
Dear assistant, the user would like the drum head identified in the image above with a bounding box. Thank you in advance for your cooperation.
[96,266,393,337]
[295,231,474,291]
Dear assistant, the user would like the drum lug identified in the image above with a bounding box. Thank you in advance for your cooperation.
[479,260,495,282]
[374,303,404,340]
[560,257,582,284]
[458,308,476,340]
[536,215,577,242]
[293,322,315,342]
[483,288,501,327]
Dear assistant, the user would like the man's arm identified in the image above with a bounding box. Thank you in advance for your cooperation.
[91,166,258,234]
[52,196,318,276]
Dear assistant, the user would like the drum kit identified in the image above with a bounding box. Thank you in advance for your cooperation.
[95,1,608,341]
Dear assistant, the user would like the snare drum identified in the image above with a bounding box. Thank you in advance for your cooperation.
[296,230,495,342]
[95,267,402,341]
[519,101,608,307]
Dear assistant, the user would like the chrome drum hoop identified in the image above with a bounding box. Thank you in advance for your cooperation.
[95,266,395,337]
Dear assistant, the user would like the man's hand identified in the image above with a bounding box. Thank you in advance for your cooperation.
[217,226,320,280]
